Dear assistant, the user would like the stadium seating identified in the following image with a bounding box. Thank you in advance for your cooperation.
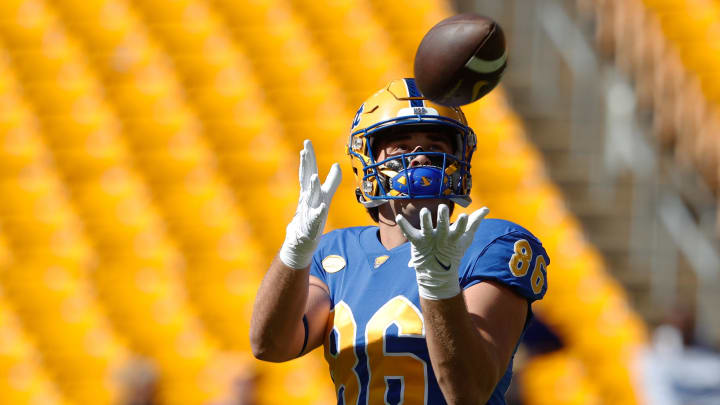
[594,0,720,194]
[211,0,368,232]
[288,0,405,106]
[366,0,454,63]
[0,41,130,405]
[0,1,238,403]
[0,285,74,405]
[522,350,603,405]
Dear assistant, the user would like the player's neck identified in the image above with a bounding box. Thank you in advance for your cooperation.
[377,221,408,250]
[377,205,409,250]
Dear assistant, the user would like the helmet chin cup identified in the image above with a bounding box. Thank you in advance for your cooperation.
[390,166,446,197]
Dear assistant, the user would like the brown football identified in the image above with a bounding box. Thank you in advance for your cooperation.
[414,13,507,107]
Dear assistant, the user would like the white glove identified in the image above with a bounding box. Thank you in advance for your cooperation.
[279,140,342,269]
[396,204,489,300]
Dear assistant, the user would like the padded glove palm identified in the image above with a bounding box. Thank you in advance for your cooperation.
[397,204,489,299]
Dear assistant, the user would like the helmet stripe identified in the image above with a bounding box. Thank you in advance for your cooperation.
[404,78,424,108]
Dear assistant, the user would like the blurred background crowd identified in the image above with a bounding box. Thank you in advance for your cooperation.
[0,0,718,404]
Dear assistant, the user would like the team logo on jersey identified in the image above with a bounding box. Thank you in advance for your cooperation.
[322,255,346,273]
[373,255,389,269]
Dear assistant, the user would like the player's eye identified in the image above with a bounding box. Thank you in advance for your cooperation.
[388,143,409,154]
[430,142,452,153]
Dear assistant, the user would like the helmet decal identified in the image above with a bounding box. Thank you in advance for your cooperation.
[350,103,364,131]
[403,78,425,107]
[397,106,439,117]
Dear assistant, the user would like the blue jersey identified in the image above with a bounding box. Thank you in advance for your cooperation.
[310,218,549,405]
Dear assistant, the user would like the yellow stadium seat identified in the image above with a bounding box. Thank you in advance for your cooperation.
[230,2,301,47]
[21,77,101,115]
[698,73,720,102]
[9,39,86,80]
[133,141,215,183]
[90,34,165,80]
[522,350,602,405]
[41,103,119,143]
[254,355,336,405]
[0,3,57,50]
[183,256,262,350]
[268,82,346,123]
[286,120,347,162]
[171,44,250,87]
[109,77,182,117]
[472,154,547,193]
[229,9,330,87]
[88,256,221,380]
[0,118,46,178]
[51,0,121,22]
[71,168,168,246]
[151,20,222,56]
[205,117,296,213]
[0,290,74,405]
[70,20,136,54]
[212,0,278,26]
[152,180,242,247]
[218,143,289,182]
[657,9,717,44]
[0,164,73,212]
[1,259,129,405]
[185,82,257,119]
[366,0,452,61]
[642,0,686,12]
[291,0,355,26]
[52,143,126,181]
[290,0,406,98]
[131,0,199,23]
[122,112,196,149]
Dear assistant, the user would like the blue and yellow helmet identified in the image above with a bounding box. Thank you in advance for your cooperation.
[347,78,476,208]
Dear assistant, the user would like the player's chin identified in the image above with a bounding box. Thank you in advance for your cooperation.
[396,198,453,223]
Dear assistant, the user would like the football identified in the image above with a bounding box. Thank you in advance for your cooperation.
[414,13,507,107]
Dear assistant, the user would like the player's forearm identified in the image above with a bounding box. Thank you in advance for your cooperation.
[250,255,308,362]
[421,294,500,405]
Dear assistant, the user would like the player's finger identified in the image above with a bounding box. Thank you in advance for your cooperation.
[299,147,309,191]
[466,207,490,236]
[308,173,322,207]
[419,207,433,237]
[307,202,327,236]
[304,139,319,176]
[395,214,421,242]
[450,213,468,240]
[436,204,450,239]
[321,163,342,200]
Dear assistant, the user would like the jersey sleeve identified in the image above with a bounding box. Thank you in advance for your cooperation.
[460,231,549,302]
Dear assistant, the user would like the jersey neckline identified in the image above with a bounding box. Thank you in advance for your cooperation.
[359,226,410,254]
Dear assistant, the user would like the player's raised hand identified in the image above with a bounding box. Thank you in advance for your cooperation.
[280,140,342,269]
[397,204,489,299]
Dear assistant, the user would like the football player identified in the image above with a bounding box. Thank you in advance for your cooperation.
[250,78,548,405]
